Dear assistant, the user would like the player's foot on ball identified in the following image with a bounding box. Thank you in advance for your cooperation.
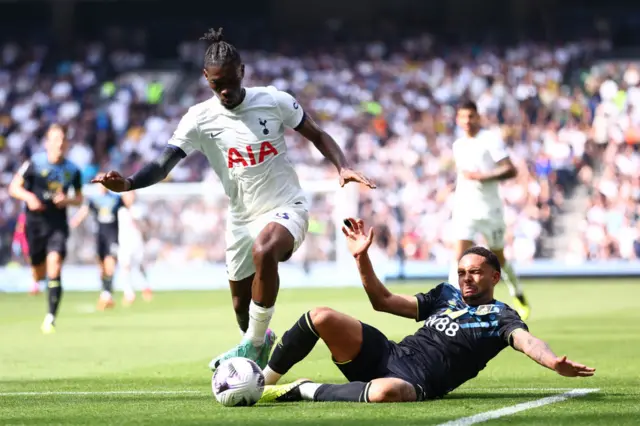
[41,315,56,334]
[259,379,312,403]
[257,329,277,369]
[142,288,153,302]
[209,337,262,372]
[513,293,531,320]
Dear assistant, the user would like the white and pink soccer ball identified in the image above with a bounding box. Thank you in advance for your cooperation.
[211,358,265,407]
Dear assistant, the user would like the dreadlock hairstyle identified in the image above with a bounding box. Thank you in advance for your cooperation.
[200,27,242,67]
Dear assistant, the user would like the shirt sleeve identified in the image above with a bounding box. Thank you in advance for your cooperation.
[16,160,34,190]
[415,284,444,322]
[498,308,529,347]
[488,134,509,163]
[272,89,306,130]
[17,160,33,179]
[168,107,202,155]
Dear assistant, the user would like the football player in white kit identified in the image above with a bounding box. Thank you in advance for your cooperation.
[449,101,530,319]
[92,28,375,370]
[117,192,152,305]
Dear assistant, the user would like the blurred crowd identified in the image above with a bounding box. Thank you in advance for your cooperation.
[2,28,636,266]
[569,63,640,261]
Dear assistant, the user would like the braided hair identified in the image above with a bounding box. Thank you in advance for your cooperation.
[200,27,241,67]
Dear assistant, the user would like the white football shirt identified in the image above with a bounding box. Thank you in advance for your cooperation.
[168,86,308,223]
[118,204,144,245]
[452,129,509,219]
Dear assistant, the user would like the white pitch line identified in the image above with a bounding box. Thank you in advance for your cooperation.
[0,390,204,397]
[437,388,599,426]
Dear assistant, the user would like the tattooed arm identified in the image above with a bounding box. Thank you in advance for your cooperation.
[511,329,596,377]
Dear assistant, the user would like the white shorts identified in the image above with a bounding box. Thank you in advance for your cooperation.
[118,239,144,267]
[453,216,506,249]
[226,206,309,281]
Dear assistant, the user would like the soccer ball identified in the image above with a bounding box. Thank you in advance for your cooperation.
[211,357,265,407]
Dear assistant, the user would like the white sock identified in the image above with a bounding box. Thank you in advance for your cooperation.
[120,269,135,299]
[245,301,274,347]
[501,261,523,297]
[448,260,459,289]
[44,313,55,324]
[262,366,282,385]
[299,383,322,401]
[100,290,112,300]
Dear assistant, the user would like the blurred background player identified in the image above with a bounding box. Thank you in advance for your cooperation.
[448,101,531,320]
[92,27,375,371]
[70,183,128,310]
[8,124,83,333]
[116,192,152,305]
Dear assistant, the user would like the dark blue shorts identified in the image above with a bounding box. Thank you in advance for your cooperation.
[334,322,429,401]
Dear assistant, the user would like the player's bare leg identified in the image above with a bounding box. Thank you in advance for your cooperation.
[30,263,46,296]
[493,248,530,320]
[41,252,64,334]
[229,275,253,335]
[209,222,290,370]
[261,307,416,403]
[97,256,116,311]
[448,239,474,288]
[139,263,152,301]
[120,263,136,305]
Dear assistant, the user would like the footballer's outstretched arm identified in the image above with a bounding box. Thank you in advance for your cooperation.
[343,218,417,319]
[126,145,186,190]
[92,145,186,192]
[296,116,376,189]
[511,329,595,377]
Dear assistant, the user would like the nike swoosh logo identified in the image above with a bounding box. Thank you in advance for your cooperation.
[210,130,225,139]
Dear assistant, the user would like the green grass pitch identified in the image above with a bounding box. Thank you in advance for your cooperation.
[1,279,639,425]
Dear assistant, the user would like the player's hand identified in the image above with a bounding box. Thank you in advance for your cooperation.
[463,171,484,181]
[52,191,68,208]
[341,218,374,257]
[26,195,45,212]
[552,356,596,377]
[339,168,376,189]
[91,171,131,193]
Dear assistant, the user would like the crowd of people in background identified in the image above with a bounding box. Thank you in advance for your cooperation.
[1,29,638,266]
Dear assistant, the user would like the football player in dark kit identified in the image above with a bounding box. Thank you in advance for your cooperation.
[260,218,595,403]
[8,123,83,334]
[70,183,128,310]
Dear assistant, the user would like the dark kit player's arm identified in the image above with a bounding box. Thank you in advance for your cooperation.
[65,170,85,206]
[8,162,44,211]
[511,329,596,377]
[343,218,417,319]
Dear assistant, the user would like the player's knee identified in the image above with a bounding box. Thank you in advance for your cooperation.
[252,238,286,266]
[309,307,339,333]
[367,380,416,403]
